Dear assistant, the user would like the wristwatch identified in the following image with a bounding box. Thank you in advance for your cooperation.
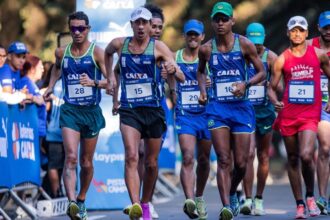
[94,79,99,88]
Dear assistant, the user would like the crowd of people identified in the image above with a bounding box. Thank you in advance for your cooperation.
[1,1,330,220]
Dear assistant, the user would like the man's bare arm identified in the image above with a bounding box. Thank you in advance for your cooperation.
[43,48,64,100]
[268,54,285,111]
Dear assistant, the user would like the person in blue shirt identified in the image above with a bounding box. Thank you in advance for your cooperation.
[197,2,265,219]
[240,22,278,216]
[105,7,184,220]
[43,11,107,220]
[173,19,211,220]
[0,41,30,104]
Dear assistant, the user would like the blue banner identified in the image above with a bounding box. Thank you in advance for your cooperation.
[0,102,40,188]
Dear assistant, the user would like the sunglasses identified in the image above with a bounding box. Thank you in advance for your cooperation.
[288,19,307,27]
[69,25,89,33]
[213,15,231,23]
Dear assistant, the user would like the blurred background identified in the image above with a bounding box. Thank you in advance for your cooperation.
[0,0,328,61]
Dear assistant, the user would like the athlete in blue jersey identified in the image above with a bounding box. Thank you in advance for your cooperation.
[173,19,211,220]
[44,11,107,220]
[197,2,266,220]
[105,7,184,220]
[240,23,278,216]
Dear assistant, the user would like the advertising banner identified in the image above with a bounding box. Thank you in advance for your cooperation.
[0,103,40,188]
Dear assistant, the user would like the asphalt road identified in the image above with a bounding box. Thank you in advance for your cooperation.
[39,182,330,220]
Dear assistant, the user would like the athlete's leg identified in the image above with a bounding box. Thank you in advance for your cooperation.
[195,139,212,197]
[317,121,330,198]
[211,128,231,206]
[138,140,145,186]
[298,130,317,196]
[77,135,99,201]
[230,133,251,195]
[141,137,162,203]
[242,133,256,199]
[62,127,80,201]
[120,123,141,204]
[255,131,272,197]
[283,135,303,201]
[179,134,197,199]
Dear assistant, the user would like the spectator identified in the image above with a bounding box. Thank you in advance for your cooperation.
[0,45,7,68]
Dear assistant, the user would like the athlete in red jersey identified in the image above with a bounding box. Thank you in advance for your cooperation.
[307,11,330,214]
[268,15,330,219]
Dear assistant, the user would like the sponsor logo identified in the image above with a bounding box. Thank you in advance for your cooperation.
[93,152,124,163]
[0,118,8,158]
[125,72,148,79]
[216,69,240,76]
[208,119,215,128]
[92,178,127,193]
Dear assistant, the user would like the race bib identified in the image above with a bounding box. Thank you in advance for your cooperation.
[248,85,266,105]
[289,80,314,104]
[321,75,328,94]
[181,91,199,105]
[126,82,152,100]
[68,84,92,98]
[216,78,242,102]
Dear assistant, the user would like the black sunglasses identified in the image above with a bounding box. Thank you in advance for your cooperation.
[213,15,231,23]
[70,25,89,33]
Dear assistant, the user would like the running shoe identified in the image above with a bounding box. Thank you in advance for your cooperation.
[149,202,159,219]
[253,198,265,216]
[183,199,199,219]
[229,194,240,216]
[123,205,131,215]
[316,197,328,215]
[219,206,233,220]
[195,197,208,220]
[240,198,252,215]
[295,204,307,219]
[306,197,320,217]
[76,201,87,220]
[66,201,79,220]
[141,203,151,220]
[129,203,143,220]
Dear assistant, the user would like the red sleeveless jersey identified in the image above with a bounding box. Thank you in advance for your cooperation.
[280,45,322,119]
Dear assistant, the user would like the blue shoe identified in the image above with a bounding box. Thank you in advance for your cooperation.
[76,201,87,220]
[316,197,328,215]
[219,206,233,220]
[230,194,240,216]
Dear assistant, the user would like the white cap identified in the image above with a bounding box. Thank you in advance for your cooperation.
[287,16,308,30]
[130,7,152,21]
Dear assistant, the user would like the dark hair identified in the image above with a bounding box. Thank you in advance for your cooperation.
[39,61,53,89]
[0,44,6,52]
[144,3,164,22]
[22,54,41,77]
[68,11,89,26]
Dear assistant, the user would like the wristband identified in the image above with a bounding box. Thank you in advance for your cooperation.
[245,81,252,89]
[94,79,99,88]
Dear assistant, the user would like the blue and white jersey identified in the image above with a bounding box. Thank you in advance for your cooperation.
[175,49,206,116]
[0,64,20,91]
[247,49,270,106]
[208,34,248,102]
[61,42,102,106]
[119,37,162,108]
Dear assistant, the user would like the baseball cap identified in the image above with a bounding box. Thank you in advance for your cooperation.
[184,19,204,35]
[287,16,308,30]
[130,7,152,21]
[246,23,265,45]
[8,41,29,54]
[211,2,233,18]
[319,11,330,28]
